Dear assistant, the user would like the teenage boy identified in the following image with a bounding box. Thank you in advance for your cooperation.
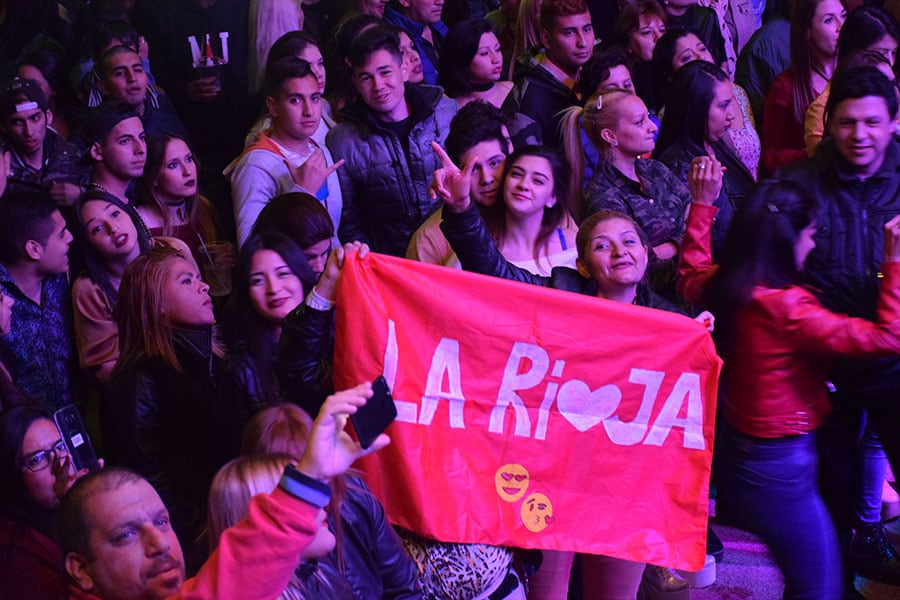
[227,57,343,246]
[0,193,75,409]
[326,25,457,256]
[407,100,511,266]
[96,45,189,140]
[502,0,595,147]
[84,101,147,203]
[0,78,85,206]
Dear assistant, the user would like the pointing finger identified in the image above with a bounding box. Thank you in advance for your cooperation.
[431,141,457,170]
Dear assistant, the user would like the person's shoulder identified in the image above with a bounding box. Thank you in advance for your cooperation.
[326,116,371,147]
[72,275,103,298]
[45,129,80,158]
[653,141,691,166]
[636,156,675,176]
[638,285,686,315]
[751,284,821,317]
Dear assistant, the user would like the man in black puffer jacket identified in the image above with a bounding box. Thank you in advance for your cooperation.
[327,26,456,257]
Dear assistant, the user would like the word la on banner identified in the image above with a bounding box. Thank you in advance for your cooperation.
[333,252,722,570]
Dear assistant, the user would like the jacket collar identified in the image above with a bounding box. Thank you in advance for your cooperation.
[172,326,215,371]
[814,136,900,182]
[384,7,448,39]
[340,83,443,129]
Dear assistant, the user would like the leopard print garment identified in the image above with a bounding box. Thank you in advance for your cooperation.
[400,531,513,600]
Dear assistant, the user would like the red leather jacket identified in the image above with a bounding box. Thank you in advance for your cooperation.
[679,204,900,438]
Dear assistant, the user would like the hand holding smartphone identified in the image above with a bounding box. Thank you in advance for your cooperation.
[53,405,100,472]
[349,376,397,449]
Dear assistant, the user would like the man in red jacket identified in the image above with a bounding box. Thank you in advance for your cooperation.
[60,383,388,600]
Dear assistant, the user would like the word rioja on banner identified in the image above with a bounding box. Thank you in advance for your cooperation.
[383,319,706,449]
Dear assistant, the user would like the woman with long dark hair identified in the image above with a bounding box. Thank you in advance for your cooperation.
[678,178,900,599]
[222,232,316,421]
[652,28,760,178]
[480,146,578,276]
[134,132,224,269]
[654,60,755,259]
[0,406,71,598]
[72,191,151,386]
[439,19,513,109]
[71,190,194,387]
[761,0,845,173]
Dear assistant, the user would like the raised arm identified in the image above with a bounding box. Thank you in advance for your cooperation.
[677,157,724,306]
[175,385,389,600]
[430,142,551,287]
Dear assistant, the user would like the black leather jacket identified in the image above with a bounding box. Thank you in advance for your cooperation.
[654,139,755,261]
[329,475,423,599]
[109,327,238,560]
[439,203,683,314]
[275,303,335,418]
[782,138,900,401]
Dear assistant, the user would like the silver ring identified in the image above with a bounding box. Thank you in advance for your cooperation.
[698,164,706,170]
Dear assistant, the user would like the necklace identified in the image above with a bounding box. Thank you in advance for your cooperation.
[89,180,112,195]
[811,63,830,83]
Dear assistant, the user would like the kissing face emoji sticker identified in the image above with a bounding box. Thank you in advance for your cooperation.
[521,493,554,532]
[495,463,530,502]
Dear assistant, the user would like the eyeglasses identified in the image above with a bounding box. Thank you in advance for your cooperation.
[21,439,68,472]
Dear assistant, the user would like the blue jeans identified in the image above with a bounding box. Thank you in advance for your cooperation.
[855,411,888,525]
[720,426,842,600]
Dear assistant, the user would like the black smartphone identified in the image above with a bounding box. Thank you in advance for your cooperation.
[350,376,397,449]
[53,405,100,472]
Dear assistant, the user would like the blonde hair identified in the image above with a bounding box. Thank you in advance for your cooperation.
[509,0,544,79]
[207,453,294,551]
[559,88,635,213]
[241,403,351,570]
[241,403,313,458]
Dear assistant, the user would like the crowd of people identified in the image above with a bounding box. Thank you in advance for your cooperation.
[1,0,900,599]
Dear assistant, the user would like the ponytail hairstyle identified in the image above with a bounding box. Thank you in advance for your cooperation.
[559,88,635,211]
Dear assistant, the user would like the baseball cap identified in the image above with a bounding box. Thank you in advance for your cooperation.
[83,100,141,147]
[0,78,49,119]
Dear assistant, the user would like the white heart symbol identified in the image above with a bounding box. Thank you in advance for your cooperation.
[556,380,622,432]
